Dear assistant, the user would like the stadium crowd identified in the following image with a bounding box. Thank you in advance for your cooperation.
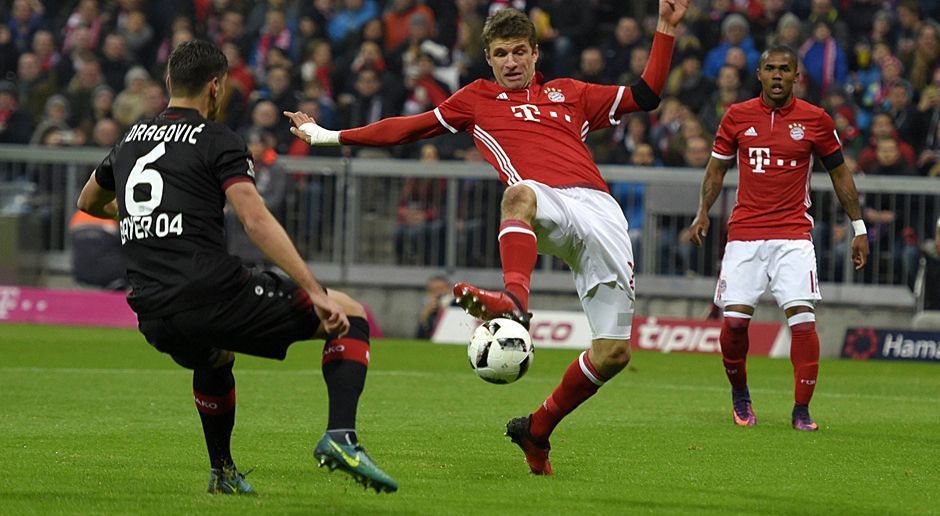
[1,0,938,285]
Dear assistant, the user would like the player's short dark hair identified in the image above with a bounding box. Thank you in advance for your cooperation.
[482,8,537,53]
[167,40,228,97]
[759,45,799,70]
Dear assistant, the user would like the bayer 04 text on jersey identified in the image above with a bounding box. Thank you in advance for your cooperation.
[120,213,183,244]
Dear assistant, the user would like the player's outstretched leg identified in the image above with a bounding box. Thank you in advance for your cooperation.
[453,282,531,328]
[506,347,620,475]
[505,415,552,475]
[720,310,756,426]
[788,311,820,431]
[191,353,255,494]
[456,187,538,327]
[313,292,397,492]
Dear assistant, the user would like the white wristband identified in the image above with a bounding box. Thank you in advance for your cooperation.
[299,122,340,146]
[851,219,867,237]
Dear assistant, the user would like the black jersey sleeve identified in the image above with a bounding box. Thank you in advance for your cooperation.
[209,124,254,190]
[94,145,118,191]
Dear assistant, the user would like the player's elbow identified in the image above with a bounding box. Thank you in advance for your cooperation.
[240,211,268,238]
[76,193,95,215]
[630,80,661,112]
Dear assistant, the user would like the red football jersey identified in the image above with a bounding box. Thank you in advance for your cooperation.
[712,96,842,241]
[434,76,640,192]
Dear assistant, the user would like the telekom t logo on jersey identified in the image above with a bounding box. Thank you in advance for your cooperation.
[748,147,771,173]
[511,104,541,122]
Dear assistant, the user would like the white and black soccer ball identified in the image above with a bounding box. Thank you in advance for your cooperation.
[468,318,533,384]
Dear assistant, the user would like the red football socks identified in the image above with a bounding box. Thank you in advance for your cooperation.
[529,351,606,442]
[720,314,751,390]
[498,219,537,310]
[789,321,820,405]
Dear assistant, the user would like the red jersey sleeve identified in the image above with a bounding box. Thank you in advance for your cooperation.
[340,111,445,146]
[712,105,739,160]
[604,31,675,124]
[433,81,478,134]
[812,110,842,158]
[579,81,630,131]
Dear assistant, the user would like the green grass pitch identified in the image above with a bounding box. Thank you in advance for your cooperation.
[0,323,937,515]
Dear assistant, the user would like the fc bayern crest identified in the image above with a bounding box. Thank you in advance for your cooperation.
[789,123,805,141]
[545,87,565,102]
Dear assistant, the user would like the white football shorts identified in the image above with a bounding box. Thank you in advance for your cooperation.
[714,239,822,309]
[518,180,635,339]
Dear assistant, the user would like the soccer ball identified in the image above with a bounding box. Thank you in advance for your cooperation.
[468,318,534,384]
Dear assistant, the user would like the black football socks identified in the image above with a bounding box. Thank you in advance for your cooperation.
[193,359,236,469]
[321,316,371,446]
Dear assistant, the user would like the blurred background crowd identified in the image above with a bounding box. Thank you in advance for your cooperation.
[1,0,938,169]
[0,0,938,294]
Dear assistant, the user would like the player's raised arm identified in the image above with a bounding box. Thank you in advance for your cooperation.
[224,181,349,336]
[826,160,870,269]
[284,109,448,147]
[690,156,734,247]
[657,0,690,35]
[610,0,688,117]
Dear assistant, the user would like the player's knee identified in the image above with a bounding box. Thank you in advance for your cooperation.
[593,339,631,376]
[500,185,536,220]
[610,342,632,368]
[170,348,233,370]
[347,315,370,342]
[783,304,814,319]
[722,307,753,332]
[328,289,366,318]
[210,350,235,368]
[724,316,751,331]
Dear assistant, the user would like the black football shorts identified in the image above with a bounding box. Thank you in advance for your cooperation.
[138,270,320,368]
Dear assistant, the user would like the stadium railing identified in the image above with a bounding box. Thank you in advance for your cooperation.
[1,144,931,308]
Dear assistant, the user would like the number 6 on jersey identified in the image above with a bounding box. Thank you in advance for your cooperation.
[125,142,166,216]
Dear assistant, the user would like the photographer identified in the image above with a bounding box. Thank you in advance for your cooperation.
[416,275,453,339]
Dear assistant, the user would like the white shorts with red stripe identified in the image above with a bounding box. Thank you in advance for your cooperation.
[714,239,821,309]
[518,180,635,339]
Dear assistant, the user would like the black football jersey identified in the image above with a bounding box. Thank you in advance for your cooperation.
[95,107,255,317]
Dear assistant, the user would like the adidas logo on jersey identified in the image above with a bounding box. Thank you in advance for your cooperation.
[745,126,758,136]
[496,92,509,100]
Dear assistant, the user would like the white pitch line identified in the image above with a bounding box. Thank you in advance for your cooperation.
[0,367,937,404]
